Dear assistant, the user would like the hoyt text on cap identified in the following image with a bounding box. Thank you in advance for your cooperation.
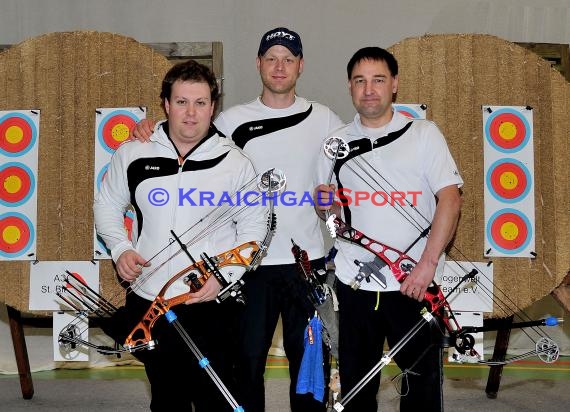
[258,27,303,57]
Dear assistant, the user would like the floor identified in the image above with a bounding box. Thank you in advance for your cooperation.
[0,356,568,411]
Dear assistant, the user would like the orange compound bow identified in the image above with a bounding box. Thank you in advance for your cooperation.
[123,240,263,351]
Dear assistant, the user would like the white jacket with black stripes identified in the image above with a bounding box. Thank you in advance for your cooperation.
[94,121,268,301]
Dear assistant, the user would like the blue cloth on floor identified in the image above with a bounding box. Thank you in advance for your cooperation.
[295,315,325,402]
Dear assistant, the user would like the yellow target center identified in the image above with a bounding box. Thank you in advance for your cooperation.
[2,225,21,244]
[111,123,130,143]
[500,222,519,241]
[499,171,518,190]
[498,122,517,140]
[5,126,24,144]
[4,175,23,194]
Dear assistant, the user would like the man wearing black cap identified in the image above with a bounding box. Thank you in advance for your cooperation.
[131,27,343,412]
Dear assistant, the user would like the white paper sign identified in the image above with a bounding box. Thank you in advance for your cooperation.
[448,311,484,362]
[440,261,493,312]
[29,261,99,311]
[53,311,89,361]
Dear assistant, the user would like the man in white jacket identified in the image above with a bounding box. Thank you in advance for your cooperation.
[94,59,268,412]
[131,27,344,412]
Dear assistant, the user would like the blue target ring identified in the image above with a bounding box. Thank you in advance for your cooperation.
[486,158,532,203]
[97,110,141,154]
[486,208,532,255]
[0,112,38,157]
[484,108,531,153]
[394,105,422,119]
[0,212,35,258]
[0,162,36,207]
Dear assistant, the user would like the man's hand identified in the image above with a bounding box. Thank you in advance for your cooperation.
[400,185,461,302]
[185,276,222,304]
[313,183,335,211]
[129,119,156,142]
[116,250,150,282]
[313,183,341,220]
[400,259,437,302]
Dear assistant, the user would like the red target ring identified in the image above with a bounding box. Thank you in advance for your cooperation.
[0,164,34,205]
[100,113,137,151]
[488,111,528,150]
[0,115,35,155]
[398,110,415,118]
[489,211,529,252]
[124,211,134,241]
[0,214,32,255]
[488,161,529,201]
[394,105,422,119]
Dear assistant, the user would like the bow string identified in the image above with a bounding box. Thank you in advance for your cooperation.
[56,168,284,356]
[321,133,560,366]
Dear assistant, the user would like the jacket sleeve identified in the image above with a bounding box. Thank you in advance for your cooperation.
[93,147,135,262]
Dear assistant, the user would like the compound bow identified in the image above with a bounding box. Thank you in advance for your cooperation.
[56,168,284,411]
[319,135,560,409]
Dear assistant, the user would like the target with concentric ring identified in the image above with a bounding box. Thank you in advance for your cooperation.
[97,110,140,153]
[96,163,109,192]
[486,158,531,203]
[486,208,532,255]
[0,162,36,207]
[484,108,531,153]
[124,209,134,241]
[0,112,38,157]
[394,105,423,119]
[0,212,35,258]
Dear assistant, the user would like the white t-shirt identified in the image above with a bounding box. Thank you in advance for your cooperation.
[316,110,463,291]
[215,96,344,264]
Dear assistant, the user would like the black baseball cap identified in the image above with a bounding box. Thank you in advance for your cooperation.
[257,27,303,57]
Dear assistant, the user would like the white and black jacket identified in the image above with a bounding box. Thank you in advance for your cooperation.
[94,121,268,301]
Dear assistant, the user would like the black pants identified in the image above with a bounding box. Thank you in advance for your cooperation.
[120,292,239,412]
[235,261,329,412]
[337,282,444,412]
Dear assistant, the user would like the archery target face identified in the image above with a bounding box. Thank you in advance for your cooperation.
[0,112,38,157]
[94,107,145,258]
[0,162,35,207]
[394,104,426,119]
[97,110,139,153]
[396,108,419,118]
[483,106,534,257]
[0,212,34,258]
[124,209,134,241]
[486,208,532,255]
[484,108,531,153]
[96,163,109,192]
[486,159,531,203]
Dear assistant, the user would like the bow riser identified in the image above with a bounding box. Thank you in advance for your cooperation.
[124,241,261,349]
[333,216,468,351]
